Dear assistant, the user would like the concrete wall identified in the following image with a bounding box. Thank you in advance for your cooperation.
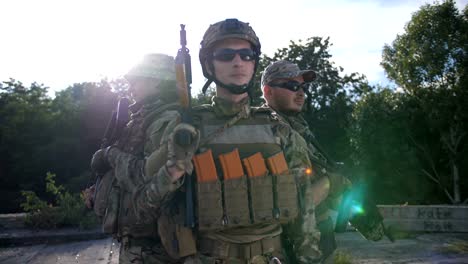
[379,205,468,232]
[0,213,26,229]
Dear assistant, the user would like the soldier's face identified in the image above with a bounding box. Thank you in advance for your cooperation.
[265,75,305,113]
[210,39,256,88]
[129,78,160,103]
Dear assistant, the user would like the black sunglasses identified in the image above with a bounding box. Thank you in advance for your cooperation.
[212,48,256,62]
[268,80,310,92]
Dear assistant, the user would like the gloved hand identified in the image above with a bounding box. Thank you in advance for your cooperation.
[90,148,111,173]
[167,123,200,174]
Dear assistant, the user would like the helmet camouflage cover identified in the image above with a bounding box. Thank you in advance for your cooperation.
[199,18,261,94]
[200,18,261,52]
[125,53,176,81]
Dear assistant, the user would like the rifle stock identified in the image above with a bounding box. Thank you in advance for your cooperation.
[175,24,195,228]
[335,182,394,242]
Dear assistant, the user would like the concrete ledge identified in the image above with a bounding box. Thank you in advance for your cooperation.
[0,228,109,247]
[1,205,467,247]
[0,213,26,229]
[379,205,468,232]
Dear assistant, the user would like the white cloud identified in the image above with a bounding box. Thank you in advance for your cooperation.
[0,0,466,96]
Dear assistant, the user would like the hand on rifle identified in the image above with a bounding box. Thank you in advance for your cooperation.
[166,123,200,180]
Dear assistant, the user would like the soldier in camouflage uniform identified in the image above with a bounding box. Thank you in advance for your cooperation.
[261,60,390,263]
[125,19,323,263]
[90,53,188,264]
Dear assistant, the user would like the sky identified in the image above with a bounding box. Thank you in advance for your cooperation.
[1,0,467,97]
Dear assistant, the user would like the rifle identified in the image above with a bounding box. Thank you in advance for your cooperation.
[174,24,195,228]
[86,97,130,209]
[335,182,394,242]
[101,97,131,149]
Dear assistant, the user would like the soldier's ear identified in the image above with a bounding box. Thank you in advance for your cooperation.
[263,85,273,98]
[205,61,213,75]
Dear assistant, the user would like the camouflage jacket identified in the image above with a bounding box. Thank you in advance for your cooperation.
[271,108,352,212]
[107,97,183,222]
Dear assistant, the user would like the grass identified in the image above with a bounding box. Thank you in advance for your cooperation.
[333,250,354,264]
[438,241,468,254]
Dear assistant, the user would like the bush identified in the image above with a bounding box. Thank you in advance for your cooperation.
[20,172,98,229]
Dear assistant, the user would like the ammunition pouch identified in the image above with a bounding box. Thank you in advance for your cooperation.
[193,149,224,230]
[193,149,299,231]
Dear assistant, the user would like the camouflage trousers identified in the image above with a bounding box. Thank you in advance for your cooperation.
[282,222,323,264]
[119,236,181,264]
[317,216,337,261]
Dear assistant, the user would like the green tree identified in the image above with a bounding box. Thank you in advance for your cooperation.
[0,79,54,212]
[254,37,372,163]
[0,78,125,213]
[381,0,468,203]
[350,88,440,203]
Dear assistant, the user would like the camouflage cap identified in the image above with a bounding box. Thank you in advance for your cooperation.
[125,53,176,81]
[261,60,316,87]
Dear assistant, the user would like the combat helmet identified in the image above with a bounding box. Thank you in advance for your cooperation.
[125,53,176,82]
[199,18,261,94]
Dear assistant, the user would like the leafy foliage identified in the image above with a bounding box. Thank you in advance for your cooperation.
[380,0,468,203]
[254,37,372,165]
[0,79,124,213]
[20,172,98,229]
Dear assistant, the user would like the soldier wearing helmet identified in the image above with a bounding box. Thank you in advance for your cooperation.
[126,19,323,263]
[199,18,261,100]
[90,53,195,263]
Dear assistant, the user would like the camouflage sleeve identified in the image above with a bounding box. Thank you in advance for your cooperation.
[107,147,146,191]
[276,125,323,263]
[132,110,184,219]
[325,172,352,210]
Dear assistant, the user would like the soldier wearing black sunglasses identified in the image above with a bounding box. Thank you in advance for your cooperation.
[262,60,316,113]
[189,20,322,263]
[262,60,355,263]
[124,19,323,264]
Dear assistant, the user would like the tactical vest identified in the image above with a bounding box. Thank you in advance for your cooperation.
[192,106,300,231]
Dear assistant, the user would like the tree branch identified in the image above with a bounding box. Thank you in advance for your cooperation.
[421,169,455,203]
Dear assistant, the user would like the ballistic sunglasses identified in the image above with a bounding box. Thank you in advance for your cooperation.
[212,48,256,62]
[268,80,311,92]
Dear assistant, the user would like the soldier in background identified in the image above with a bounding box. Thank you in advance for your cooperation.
[261,60,353,263]
[90,53,187,263]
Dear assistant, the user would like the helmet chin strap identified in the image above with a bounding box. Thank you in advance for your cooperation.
[201,76,252,95]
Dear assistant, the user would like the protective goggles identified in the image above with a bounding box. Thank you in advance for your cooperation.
[212,48,256,62]
[268,80,310,92]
